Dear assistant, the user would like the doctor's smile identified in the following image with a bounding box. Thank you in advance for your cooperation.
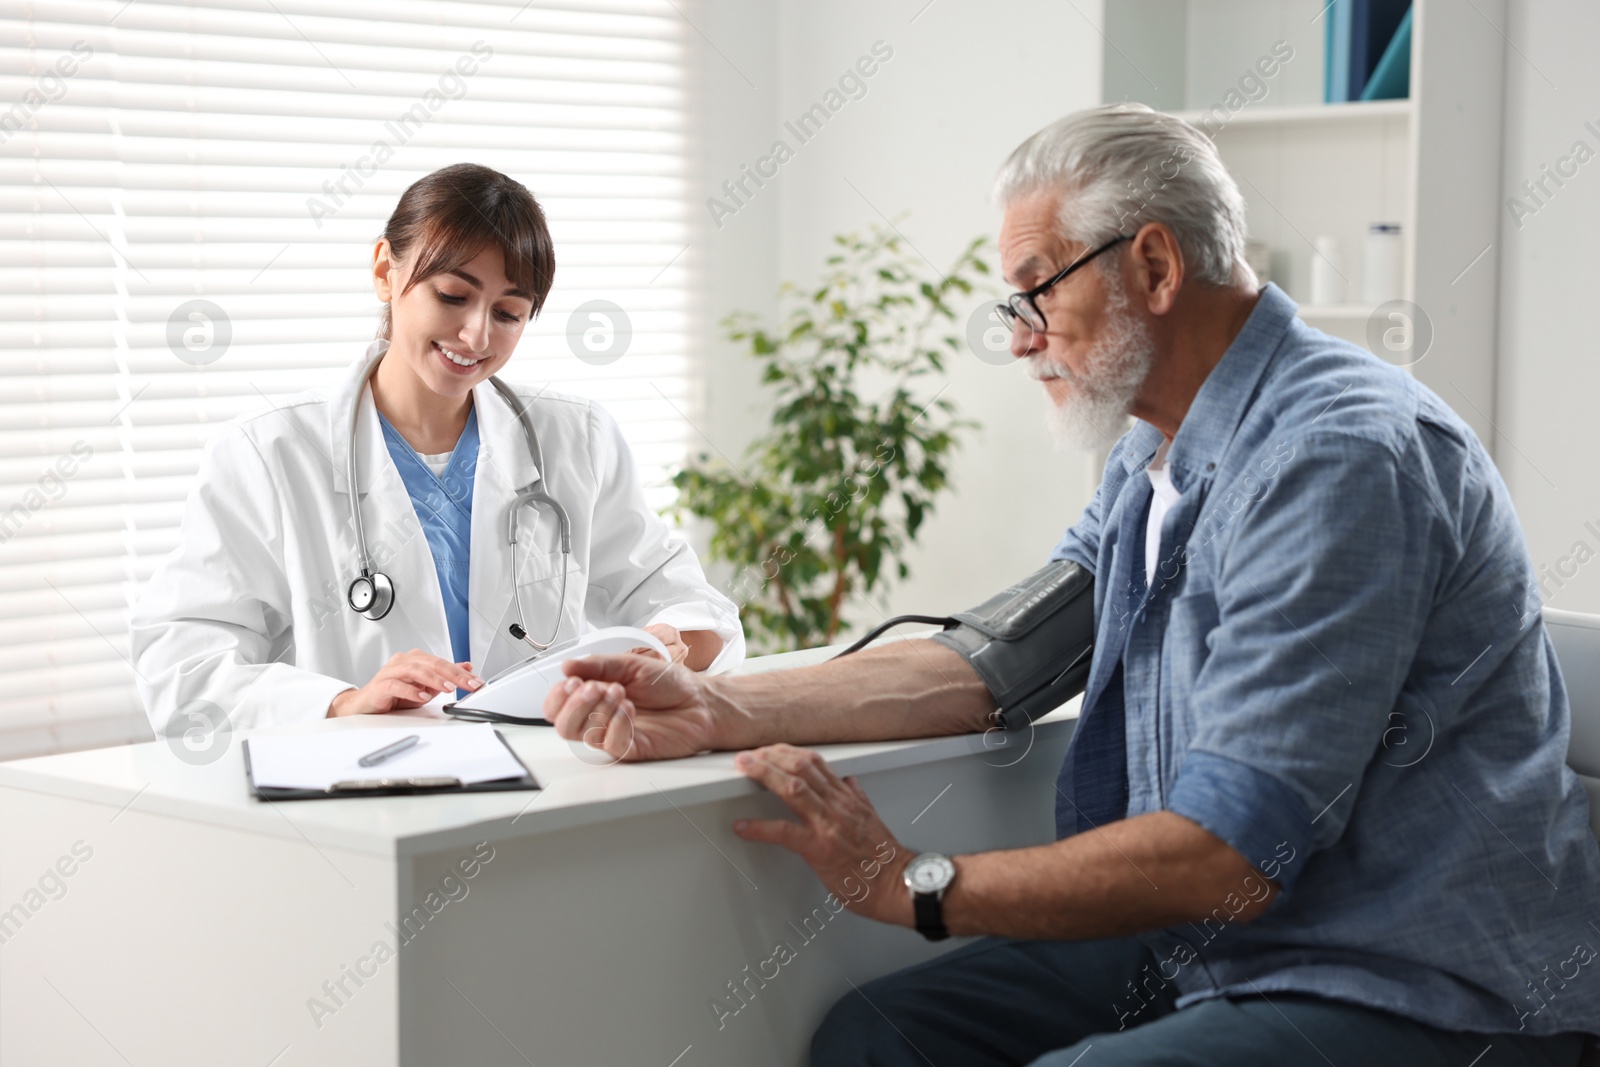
[433,340,490,370]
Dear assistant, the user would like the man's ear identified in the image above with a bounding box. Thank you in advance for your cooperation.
[1129,223,1184,316]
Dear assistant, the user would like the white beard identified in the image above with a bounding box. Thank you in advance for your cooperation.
[1031,290,1155,452]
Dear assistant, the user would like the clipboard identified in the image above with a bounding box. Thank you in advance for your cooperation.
[242,730,540,801]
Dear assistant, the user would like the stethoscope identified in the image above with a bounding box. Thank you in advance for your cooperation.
[344,342,572,652]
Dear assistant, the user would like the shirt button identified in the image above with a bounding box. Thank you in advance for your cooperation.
[1206,462,1215,471]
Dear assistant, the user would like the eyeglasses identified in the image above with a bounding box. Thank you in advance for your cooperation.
[994,234,1133,333]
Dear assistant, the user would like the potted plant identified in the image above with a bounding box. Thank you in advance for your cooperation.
[670,225,992,653]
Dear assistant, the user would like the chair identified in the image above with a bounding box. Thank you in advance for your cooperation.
[1542,609,1600,1067]
[1545,608,1600,840]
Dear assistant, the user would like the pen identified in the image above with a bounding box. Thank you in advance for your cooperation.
[357,734,421,767]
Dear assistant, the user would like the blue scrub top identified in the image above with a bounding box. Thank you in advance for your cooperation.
[378,406,479,686]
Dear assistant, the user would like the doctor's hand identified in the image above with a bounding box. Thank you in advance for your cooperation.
[632,623,690,667]
[327,650,482,717]
[732,744,912,926]
[543,655,714,761]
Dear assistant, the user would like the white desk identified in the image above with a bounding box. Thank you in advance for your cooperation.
[0,645,1077,1067]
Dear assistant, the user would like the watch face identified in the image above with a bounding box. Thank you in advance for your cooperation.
[905,853,955,893]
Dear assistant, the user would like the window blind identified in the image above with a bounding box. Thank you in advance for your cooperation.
[0,0,698,759]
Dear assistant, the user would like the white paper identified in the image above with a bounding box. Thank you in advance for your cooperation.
[246,724,527,791]
[448,625,669,721]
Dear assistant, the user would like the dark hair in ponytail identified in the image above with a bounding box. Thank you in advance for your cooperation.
[376,163,556,341]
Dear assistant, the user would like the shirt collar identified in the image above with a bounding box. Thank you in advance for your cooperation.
[1119,420,1164,473]
[1121,283,1297,493]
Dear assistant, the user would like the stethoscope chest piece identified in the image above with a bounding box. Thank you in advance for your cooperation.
[347,570,395,621]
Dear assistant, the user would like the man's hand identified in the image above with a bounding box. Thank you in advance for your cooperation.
[542,639,991,763]
[542,654,722,761]
[732,744,912,926]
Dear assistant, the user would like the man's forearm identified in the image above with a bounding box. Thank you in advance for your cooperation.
[706,639,994,750]
[940,811,1280,941]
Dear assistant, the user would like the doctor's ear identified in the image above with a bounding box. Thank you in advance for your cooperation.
[372,238,403,302]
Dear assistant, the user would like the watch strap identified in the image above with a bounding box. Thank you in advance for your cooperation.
[912,890,949,941]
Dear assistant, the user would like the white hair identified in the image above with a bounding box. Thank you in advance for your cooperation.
[994,103,1250,287]
[1030,273,1155,451]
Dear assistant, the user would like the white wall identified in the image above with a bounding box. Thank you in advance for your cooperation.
[1496,1,1600,614]
[695,0,1104,639]
[687,0,782,464]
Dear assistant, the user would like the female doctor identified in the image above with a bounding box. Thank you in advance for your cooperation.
[131,163,744,735]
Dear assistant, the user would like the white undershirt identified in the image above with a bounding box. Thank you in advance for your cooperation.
[1145,440,1181,588]
[420,451,451,478]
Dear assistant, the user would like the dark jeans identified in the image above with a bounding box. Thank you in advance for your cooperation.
[811,936,1591,1067]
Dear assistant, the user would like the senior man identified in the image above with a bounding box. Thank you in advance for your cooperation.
[544,104,1600,1066]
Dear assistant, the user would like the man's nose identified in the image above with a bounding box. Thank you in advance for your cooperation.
[1010,318,1045,359]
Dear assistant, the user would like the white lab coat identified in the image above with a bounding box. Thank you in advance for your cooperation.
[131,352,745,736]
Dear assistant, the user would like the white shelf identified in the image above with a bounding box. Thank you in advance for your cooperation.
[1098,0,1505,453]
[1171,99,1414,129]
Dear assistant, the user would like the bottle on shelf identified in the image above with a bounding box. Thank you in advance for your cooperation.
[1362,222,1404,305]
[1310,236,1345,307]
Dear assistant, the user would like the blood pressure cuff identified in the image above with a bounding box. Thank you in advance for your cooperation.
[928,559,1096,731]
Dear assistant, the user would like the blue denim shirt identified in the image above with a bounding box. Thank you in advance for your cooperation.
[1051,284,1600,1038]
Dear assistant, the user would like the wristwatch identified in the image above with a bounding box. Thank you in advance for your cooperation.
[903,852,956,941]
